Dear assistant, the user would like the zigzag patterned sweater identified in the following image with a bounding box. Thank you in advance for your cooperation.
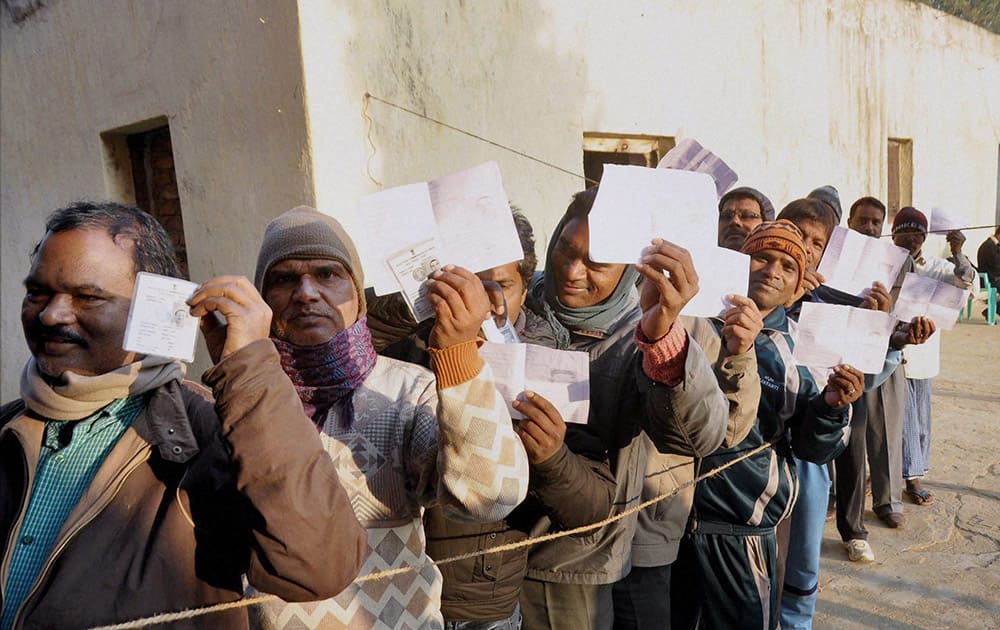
[252,343,529,629]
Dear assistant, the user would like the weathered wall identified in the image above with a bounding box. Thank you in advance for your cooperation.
[296,0,588,257]
[1,0,313,397]
[2,0,997,399]
[575,0,999,238]
[298,0,997,273]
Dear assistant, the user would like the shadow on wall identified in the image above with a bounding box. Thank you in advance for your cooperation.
[341,0,589,231]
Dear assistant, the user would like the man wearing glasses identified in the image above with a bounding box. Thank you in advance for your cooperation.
[717,187,775,251]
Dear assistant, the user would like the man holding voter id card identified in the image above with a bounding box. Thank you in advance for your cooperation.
[519,184,762,630]
[248,205,530,630]
[1,201,366,630]
[672,220,863,630]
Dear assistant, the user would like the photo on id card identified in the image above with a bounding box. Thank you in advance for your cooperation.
[387,239,442,322]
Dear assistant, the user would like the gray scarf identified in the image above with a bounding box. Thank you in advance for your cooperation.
[527,213,640,349]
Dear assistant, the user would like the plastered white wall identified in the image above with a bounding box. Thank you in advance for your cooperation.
[2,0,998,399]
[296,0,588,260]
[575,0,999,232]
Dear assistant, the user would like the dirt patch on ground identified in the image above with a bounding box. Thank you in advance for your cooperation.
[814,320,1000,629]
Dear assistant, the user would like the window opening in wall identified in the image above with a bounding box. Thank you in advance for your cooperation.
[101,120,189,278]
[887,138,913,221]
[583,133,676,185]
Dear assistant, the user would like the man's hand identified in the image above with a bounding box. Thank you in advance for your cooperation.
[188,276,273,364]
[802,269,825,293]
[512,391,567,465]
[906,316,936,345]
[637,239,699,340]
[823,364,864,407]
[426,265,491,348]
[720,295,763,354]
[860,281,892,313]
[890,316,936,350]
[946,230,966,256]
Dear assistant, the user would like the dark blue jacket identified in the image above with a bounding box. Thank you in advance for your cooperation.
[690,306,850,530]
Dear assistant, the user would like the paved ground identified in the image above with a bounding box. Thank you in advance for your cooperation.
[814,316,1000,629]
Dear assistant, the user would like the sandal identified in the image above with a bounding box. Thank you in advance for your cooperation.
[904,487,934,505]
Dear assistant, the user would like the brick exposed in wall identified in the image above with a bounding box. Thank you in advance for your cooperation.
[127,126,189,278]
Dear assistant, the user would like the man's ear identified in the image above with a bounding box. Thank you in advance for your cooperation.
[518,288,528,308]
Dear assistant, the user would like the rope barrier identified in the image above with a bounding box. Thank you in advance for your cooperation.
[87,439,778,629]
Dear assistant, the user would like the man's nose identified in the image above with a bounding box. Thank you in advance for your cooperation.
[293,277,321,301]
[564,257,587,281]
[763,260,783,278]
[38,294,76,326]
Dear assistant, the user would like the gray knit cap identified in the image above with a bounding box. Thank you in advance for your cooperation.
[718,186,776,221]
[255,206,366,316]
[808,185,843,223]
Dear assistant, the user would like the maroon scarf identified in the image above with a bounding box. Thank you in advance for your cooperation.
[272,316,377,427]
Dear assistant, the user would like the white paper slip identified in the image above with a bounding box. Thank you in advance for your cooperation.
[891,272,967,331]
[478,342,590,424]
[657,138,739,199]
[481,316,521,344]
[357,162,522,296]
[928,207,968,233]
[358,183,438,296]
[791,302,895,374]
[681,246,750,317]
[817,226,910,297]
[588,165,718,265]
[429,161,523,274]
[387,239,441,322]
[123,272,201,362]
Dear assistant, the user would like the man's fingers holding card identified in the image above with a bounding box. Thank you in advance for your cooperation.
[427,265,490,348]
[188,276,272,362]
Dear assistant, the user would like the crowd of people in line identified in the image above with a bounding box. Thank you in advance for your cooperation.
[1,175,994,629]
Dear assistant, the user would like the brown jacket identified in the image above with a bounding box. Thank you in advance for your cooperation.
[0,340,367,629]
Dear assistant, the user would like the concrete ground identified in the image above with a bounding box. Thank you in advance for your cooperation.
[814,316,1000,629]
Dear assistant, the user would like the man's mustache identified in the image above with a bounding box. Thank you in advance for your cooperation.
[28,324,87,346]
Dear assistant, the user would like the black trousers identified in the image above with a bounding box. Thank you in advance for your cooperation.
[612,564,672,630]
[671,523,778,630]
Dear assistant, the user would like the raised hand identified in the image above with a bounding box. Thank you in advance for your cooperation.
[720,295,764,354]
[946,230,966,256]
[512,391,567,465]
[906,316,936,345]
[188,276,273,364]
[802,268,825,293]
[637,239,700,340]
[426,265,491,349]
[823,364,864,407]
[860,281,892,313]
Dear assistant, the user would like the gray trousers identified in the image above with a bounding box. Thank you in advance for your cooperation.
[866,365,906,515]
[834,364,906,539]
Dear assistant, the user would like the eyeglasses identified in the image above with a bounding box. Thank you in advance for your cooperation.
[719,210,763,222]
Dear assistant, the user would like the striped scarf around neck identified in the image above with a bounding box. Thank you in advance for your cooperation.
[272,316,377,426]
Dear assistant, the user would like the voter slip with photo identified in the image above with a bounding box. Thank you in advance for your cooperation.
[355,161,524,321]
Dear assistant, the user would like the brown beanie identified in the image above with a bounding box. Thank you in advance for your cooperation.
[740,219,807,292]
[255,206,366,316]
[891,206,928,235]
